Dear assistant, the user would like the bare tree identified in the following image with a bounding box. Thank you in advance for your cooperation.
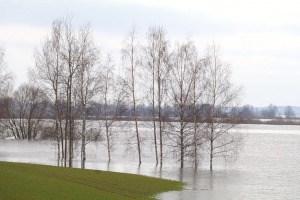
[261,104,278,119]
[58,17,101,167]
[203,44,242,171]
[74,27,101,168]
[33,16,99,167]
[17,84,48,140]
[190,52,206,169]
[122,27,142,165]
[33,20,65,160]
[144,26,170,166]
[60,17,78,167]
[167,40,198,168]
[284,106,295,119]
[0,96,20,139]
[1,84,48,140]
[99,55,127,162]
[74,28,101,168]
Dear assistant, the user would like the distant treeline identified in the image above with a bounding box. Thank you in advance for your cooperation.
[0,100,297,123]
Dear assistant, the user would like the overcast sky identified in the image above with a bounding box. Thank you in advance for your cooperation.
[1,0,300,106]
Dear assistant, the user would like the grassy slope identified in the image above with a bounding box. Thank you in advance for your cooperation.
[0,161,183,200]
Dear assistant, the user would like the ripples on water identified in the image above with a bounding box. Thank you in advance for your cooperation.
[1,124,300,200]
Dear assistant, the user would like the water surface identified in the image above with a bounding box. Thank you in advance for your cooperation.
[1,124,300,199]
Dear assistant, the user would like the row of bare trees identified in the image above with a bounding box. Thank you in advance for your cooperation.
[31,18,123,168]
[0,17,242,170]
[122,26,242,170]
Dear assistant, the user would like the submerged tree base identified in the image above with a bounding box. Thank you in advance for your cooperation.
[0,161,183,200]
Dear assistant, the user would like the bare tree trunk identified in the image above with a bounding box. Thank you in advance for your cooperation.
[105,120,111,161]
[158,74,163,166]
[103,77,111,162]
[64,92,69,167]
[210,139,213,171]
[210,123,214,171]
[180,125,184,169]
[81,134,85,169]
[59,118,64,159]
[152,69,158,165]
[55,120,60,160]
[68,70,73,168]
[193,89,198,169]
[179,97,184,169]
[81,114,86,169]
[122,27,142,165]
[131,69,141,165]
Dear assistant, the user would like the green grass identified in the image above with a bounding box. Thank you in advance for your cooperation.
[0,161,183,200]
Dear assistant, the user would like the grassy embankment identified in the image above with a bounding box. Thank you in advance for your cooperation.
[0,161,183,200]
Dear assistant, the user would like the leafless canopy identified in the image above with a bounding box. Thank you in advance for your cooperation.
[203,44,242,171]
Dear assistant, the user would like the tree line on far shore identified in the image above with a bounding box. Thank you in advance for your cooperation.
[0,16,254,170]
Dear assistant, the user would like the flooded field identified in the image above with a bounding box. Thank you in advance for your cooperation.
[1,124,300,199]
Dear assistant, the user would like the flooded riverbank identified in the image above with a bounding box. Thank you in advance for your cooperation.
[1,124,300,199]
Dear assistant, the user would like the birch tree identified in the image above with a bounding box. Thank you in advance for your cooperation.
[167,40,197,168]
[122,27,142,165]
[33,20,65,160]
[204,44,242,171]
[144,26,170,166]
[189,51,206,169]
[74,26,101,168]
[100,55,127,162]
[34,16,99,167]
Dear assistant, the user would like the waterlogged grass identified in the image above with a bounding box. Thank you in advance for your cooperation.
[0,161,183,200]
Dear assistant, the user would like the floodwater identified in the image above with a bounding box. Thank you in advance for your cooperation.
[1,124,300,200]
